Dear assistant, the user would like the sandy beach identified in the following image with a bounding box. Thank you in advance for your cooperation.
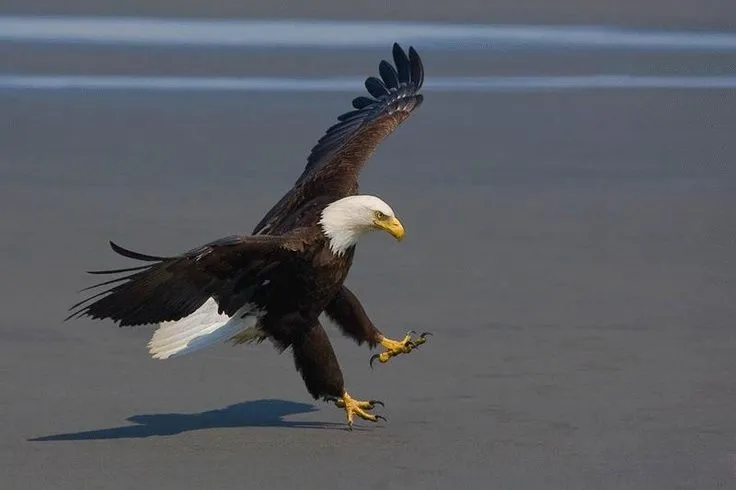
[1,3,735,489]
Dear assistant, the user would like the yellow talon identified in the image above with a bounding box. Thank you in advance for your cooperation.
[331,392,386,429]
[370,330,431,367]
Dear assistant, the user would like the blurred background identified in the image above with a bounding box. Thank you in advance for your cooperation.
[1,0,734,28]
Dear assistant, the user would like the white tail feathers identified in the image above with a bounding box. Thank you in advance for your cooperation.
[147,298,262,359]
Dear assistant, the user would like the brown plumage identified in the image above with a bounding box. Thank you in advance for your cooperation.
[66,43,425,416]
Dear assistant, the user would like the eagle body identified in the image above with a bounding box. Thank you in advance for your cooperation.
[67,43,426,410]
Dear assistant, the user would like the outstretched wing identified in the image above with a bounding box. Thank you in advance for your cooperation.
[66,232,311,327]
[253,42,425,235]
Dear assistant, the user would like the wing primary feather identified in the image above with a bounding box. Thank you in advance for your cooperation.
[109,241,170,262]
[393,43,411,85]
[352,96,375,110]
[408,47,424,89]
[337,109,362,122]
[379,60,399,90]
[78,272,147,292]
[86,264,152,275]
[364,76,389,98]
[66,287,119,318]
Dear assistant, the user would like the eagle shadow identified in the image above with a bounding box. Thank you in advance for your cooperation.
[28,399,348,442]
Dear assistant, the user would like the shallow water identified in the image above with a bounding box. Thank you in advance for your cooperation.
[2,16,736,50]
[2,73,736,91]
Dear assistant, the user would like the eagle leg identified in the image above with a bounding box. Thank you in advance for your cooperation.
[369,331,432,368]
[327,393,386,430]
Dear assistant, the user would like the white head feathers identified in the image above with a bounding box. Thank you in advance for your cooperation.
[319,195,403,255]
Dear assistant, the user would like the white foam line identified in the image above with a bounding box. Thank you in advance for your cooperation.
[1,75,735,92]
[0,16,735,50]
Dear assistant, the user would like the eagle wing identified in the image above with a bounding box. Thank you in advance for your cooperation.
[253,43,425,235]
[66,230,312,327]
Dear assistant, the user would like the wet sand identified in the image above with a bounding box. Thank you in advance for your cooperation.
[2,6,736,490]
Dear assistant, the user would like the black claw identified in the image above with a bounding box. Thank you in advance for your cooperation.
[407,330,417,336]
[369,354,380,368]
[420,332,433,338]
[375,415,387,422]
[370,400,385,407]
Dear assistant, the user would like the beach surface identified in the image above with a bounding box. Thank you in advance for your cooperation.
[1,3,735,489]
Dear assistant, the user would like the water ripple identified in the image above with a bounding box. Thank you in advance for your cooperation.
[1,75,735,92]
[0,16,735,51]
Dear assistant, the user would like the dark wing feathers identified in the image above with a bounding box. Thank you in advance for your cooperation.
[253,42,424,235]
[109,240,171,262]
[351,96,375,110]
[408,47,424,90]
[336,109,363,122]
[378,60,399,90]
[301,42,424,181]
[66,233,309,327]
[364,76,390,98]
[393,43,411,86]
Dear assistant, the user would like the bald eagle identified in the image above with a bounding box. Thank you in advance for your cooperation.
[66,43,428,428]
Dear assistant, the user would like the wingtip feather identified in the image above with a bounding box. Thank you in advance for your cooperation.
[408,46,424,89]
[379,59,399,90]
[109,240,169,262]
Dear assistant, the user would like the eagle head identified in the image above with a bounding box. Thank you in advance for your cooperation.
[320,195,405,255]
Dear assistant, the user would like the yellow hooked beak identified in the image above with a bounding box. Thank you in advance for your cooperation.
[374,215,405,241]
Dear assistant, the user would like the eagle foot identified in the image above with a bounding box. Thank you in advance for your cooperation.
[327,392,386,430]
[370,331,432,368]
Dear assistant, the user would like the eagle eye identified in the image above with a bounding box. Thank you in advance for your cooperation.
[374,210,387,220]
